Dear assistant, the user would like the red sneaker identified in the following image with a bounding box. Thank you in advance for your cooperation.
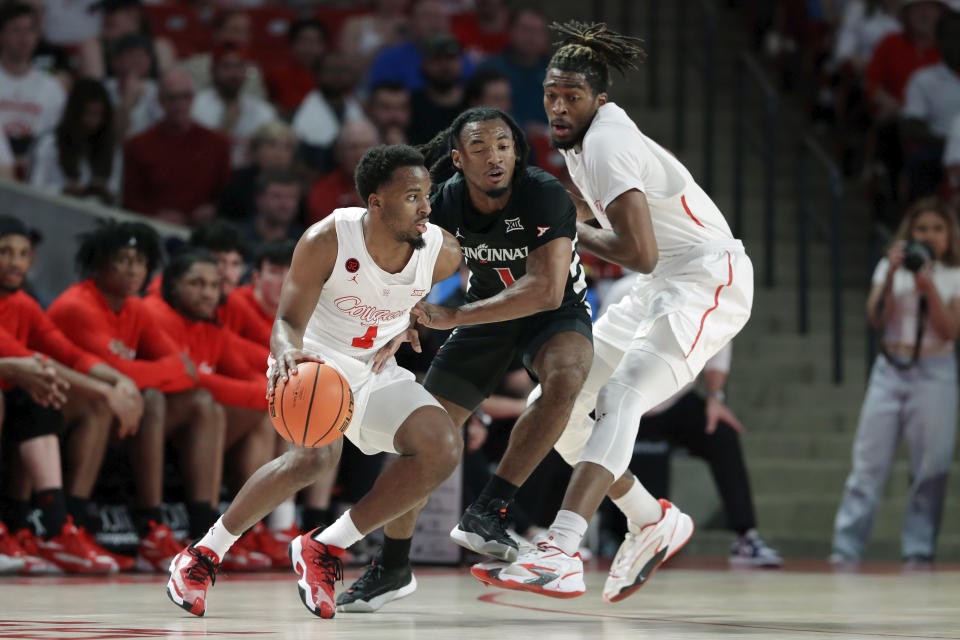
[136,521,182,573]
[288,529,344,618]
[271,524,302,546]
[222,531,272,572]
[249,522,290,569]
[0,522,26,574]
[12,528,62,575]
[35,518,116,574]
[78,527,132,572]
[166,544,221,617]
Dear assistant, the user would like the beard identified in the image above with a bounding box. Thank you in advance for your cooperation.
[484,185,511,199]
[427,76,459,93]
[550,128,586,150]
[405,235,427,250]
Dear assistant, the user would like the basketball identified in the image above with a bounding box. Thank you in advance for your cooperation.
[268,362,354,448]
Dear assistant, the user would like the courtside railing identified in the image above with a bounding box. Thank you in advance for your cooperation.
[796,135,845,384]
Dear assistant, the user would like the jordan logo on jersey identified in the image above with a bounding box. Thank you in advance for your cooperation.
[504,217,524,233]
[537,226,551,237]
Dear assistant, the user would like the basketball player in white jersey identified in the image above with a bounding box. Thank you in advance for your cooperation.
[472,22,754,602]
[165,145,463,619]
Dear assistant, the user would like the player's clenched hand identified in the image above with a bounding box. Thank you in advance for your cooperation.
[411,301,458,330]
[9,354,69,408]
[268,348,322,398]
[372,328,420,374]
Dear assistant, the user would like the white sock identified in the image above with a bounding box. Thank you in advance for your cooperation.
[312,509,363,550]
[546,510,588,556]
[266,499,296,531]
[196,516,241,560]
[612,477,664,529]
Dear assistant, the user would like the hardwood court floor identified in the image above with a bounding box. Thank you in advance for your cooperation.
[1,558,959,639]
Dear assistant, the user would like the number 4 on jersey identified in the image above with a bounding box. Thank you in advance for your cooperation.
[352,326,377,349]
[494,267,516,287]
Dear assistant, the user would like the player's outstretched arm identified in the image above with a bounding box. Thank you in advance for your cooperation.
[371,229,462,373]
[269,220,337,394]
[413,236,572,329]
[575,189,658,273]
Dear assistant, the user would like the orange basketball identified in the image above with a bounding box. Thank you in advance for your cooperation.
[269,362,354,448]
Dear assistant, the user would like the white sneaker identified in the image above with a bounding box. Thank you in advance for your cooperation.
[471,537,586,599]
[603,499,694,603]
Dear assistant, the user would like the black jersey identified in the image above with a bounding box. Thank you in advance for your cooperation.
[430,166,588,307]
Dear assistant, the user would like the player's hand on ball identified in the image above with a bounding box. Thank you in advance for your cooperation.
[268,348,323,398]
[412,301,458,330]
[372,327,420,374]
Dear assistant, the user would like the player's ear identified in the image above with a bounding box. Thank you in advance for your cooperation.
[597,92,608,106]
[451,148,462,170]
[367,193,381,210]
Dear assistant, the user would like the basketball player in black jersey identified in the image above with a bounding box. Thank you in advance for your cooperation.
[338,107,594,613]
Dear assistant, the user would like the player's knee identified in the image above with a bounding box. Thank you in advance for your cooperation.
[141,388,165,419]
[282,443,339,485]
[541,362,589,403]
[191,388,217,414]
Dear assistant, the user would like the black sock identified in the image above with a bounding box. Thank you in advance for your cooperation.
[2,497,31,531]
[34,488,67,537]
[302,507,332,531]
[380,535,412,570]
[133,507,164,538]
[66,495,95,532]
[476,475,518,507]
[186,502,218,540]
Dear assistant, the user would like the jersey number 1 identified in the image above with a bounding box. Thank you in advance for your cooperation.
[494,267,516,287]
[352,326,377,349]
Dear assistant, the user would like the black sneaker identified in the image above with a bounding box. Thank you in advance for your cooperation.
[449,498,518,562]
[336,558,417,613]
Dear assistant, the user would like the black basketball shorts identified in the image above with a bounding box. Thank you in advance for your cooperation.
[423,302,593,411]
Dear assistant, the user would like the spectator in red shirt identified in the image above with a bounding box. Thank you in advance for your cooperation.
[865,0,946,119]
[264,19,327,118]
[148,250,283,568]
[452,0,511,60]
[307,119,379,224]
[122,67,232,226]
[47,221,227,562]
[221,239,295,347]
[0,217,144,573]
[365,80,411,145]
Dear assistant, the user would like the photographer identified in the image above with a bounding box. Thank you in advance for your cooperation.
[832,197,960,565]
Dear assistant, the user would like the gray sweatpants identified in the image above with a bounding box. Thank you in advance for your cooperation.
[832,353,958,561]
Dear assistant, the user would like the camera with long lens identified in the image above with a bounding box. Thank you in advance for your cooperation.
[903,241,933,272]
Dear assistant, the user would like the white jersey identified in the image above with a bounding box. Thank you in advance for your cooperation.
[303,207,443,362]
[560,102,735,267]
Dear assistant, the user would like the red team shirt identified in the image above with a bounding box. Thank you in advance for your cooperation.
[0,290,103,388]
[219,285,273,347]
[142,296,268,410]
[47,279,195,393]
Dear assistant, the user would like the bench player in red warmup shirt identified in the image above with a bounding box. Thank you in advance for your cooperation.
[0,217,143,573]
[144,250,288,570]
[48,222,227,571]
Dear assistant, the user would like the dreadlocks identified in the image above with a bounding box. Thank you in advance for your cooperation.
[418,106,529,190]
[548,21,646,95]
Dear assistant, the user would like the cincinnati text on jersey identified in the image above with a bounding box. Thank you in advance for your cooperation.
[461,243,529,263]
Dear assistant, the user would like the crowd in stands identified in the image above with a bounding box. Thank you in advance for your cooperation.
[0,0,780,574]
[758,0,960,227]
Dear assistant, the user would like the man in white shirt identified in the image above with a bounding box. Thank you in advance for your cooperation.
[901,11,960,198]
[472,21,753,603]
[191,43,276,167]
[0,2,64,173]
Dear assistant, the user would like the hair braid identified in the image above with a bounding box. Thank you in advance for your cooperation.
[548,21,646,94]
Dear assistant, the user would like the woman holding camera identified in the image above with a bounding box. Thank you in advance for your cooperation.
[832,197,960,565]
